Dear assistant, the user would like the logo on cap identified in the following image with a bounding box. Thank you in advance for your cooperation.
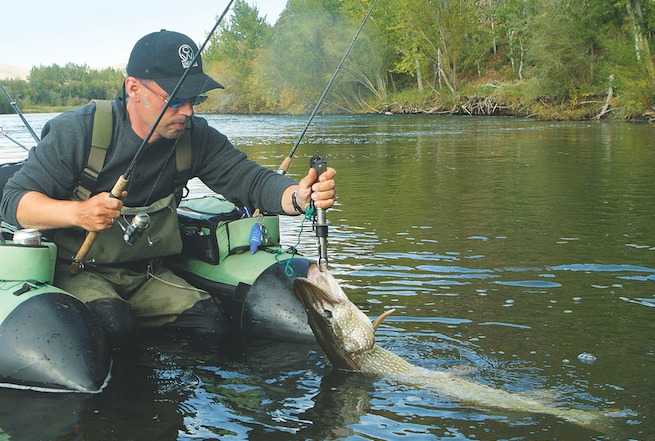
[179,45,199,69]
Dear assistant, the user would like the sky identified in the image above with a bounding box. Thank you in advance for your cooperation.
[1,0,287,71]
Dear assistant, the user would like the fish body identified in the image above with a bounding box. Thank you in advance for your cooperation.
[292,267,608,428]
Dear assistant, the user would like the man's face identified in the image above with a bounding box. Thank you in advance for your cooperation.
[126,78,194,142]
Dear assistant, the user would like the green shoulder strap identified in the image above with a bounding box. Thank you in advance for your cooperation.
[74,100,112,200]
[74,100,193,201]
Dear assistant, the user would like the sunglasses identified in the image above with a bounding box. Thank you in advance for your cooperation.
[138,80,208,108]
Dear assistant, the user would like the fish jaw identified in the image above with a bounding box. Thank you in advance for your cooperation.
[303,264,349,304]
[292,269,375,371]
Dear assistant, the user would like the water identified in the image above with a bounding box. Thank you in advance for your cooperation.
[0,112,653,440]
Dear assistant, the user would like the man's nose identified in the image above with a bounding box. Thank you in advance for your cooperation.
[178,100,194,116]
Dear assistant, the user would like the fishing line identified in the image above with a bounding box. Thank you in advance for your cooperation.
[0,128,29,152]
[141,116,190,207]
[0,83,40,144]
[146,267,207,293]
[275,205,316,277]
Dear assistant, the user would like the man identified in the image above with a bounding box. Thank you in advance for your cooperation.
[0,30,336,347]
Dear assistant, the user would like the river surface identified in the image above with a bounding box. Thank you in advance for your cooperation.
[0,113,653,440]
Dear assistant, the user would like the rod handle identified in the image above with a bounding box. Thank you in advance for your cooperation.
[276,156,293,175]
[309,156,328,271]
[310,155,327,180]
[70,175,129,274]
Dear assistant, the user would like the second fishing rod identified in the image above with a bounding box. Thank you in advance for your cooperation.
[0,83,41,145]
[279,0,378,272]
[0,83,41,152]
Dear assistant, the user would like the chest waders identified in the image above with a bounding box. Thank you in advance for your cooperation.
[54,100,193,265]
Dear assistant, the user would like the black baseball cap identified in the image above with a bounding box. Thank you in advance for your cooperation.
[126,29,223,98]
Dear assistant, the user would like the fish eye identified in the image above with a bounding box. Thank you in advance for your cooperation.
[321,309,333,319]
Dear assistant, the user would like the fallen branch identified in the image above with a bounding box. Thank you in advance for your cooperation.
[596,75,614,119]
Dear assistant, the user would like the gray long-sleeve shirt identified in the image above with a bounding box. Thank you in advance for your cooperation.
[1,100,296,228]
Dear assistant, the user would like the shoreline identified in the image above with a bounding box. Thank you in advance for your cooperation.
[4,99,655,123]
[372,97,655,123]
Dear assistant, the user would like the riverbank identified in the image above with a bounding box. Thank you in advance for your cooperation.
[374,97,655,122]
[6,87,655,123]
[369,82,655,122]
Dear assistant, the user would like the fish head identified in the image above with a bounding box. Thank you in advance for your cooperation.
[292,265,375,370]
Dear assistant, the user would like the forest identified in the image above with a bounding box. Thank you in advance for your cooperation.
[1,0,654,121]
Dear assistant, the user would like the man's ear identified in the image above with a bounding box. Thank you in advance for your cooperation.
[124,77,141,101]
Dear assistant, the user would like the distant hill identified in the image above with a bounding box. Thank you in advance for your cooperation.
[0,63,29,80]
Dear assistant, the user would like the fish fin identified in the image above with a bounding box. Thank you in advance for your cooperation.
[372,308,397,331]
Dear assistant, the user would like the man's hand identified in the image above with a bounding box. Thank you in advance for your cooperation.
[77,191,126,231]
[15,190,126,232]
[290,166,336,214]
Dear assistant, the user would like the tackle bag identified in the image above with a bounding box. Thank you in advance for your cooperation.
[177,195,280,264]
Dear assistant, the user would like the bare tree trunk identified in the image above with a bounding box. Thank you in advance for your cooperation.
[626,0,655,80]
[437,48,456,94]
[508,30,516,77]
[491,19,497,55]
[596,74,614,119]
[415,58,424,92]
[437,48,443,89]
[388,72,397,93]
[518,35,524,80]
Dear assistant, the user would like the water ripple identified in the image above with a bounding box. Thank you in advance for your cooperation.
[550,263,655,273]
[478,322,532,329]
[493,280,562,288]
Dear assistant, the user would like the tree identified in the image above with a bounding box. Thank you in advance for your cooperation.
[525,1,598,99]
[320,0,391,105]
[0,79,31,114]
[2,64,124,110]
[255,0,366,112]
[205,0,271,67]
[623,0,655,80]
[377,0,491,94]
[204,0,272,112]
[490,0,540,80]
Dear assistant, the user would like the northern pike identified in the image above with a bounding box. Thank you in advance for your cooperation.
[292,266,611,429]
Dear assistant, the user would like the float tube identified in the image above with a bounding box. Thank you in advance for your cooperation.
[0,191,314,392]
[0,236,111,392]
[168,195,315,343]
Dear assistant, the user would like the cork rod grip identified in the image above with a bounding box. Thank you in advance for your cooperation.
[276,156,293,175]
[69,175,129,274]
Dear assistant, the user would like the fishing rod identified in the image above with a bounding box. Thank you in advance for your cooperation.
[276,0,378,175]
[70,0,236,274]
[279,0,378,272]
[0,127,30,152]
[0,83,41,144]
